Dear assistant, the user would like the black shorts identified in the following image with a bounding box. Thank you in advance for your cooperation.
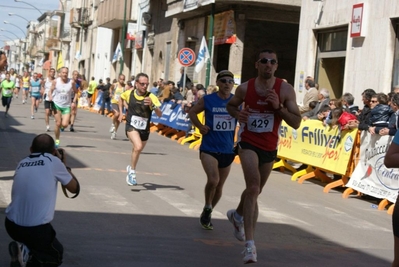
[87,93,93,98]
[2,96,12,107]
[238,141,277,166]
[200,150,235,168]
[112,103,119,111]
[125,124,150,141]
[44,100,54,110]
[5,217,63,266]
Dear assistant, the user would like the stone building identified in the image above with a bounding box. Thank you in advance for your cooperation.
[295,0,399,106]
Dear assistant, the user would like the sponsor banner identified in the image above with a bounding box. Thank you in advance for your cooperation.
[151,102,191,132]
[210,10,236,45]
[346,132,399,203]
[278,120,357,175]
[92,90,102,111]
[78,90,89,108]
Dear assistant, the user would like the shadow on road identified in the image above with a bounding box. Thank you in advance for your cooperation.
[0,209,390,267]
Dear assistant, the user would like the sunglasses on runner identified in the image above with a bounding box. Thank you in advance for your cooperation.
[218,78,234,84]
[257,58,278,65]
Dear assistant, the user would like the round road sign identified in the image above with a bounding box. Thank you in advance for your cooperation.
[178,48,196,67]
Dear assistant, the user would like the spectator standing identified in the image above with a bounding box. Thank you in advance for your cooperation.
[358,88,377,131]
[379,93,399,136]
[98,78,112,117]
[159,81,174,102]
[5,134,79,267]
[298,78,318,113]
[189,70,237,230]
[341,92,359,115]
[206,85,217,95]
[302,88,330,120]
[149,81,159,95]
[226,49,301,264]
[368,93,393,134]
[118,73,162,186]
[177,67,191,92]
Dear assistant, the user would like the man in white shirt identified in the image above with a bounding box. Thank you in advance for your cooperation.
[5,134,79,267]
[298,78,319,113]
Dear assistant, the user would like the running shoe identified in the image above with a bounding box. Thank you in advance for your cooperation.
[70,125,75,132]
[55,139,60,148]
[200,207,213,230]
[111,132,116,140]
[9,241,30,267]
[126,165,137,186]
[109,124,115,133]
[242,243,257,264]
[227,209,245,241]
[34,107,37,113]
[46,125,50,132]
[31,115,34,119]
[60,127,64,132]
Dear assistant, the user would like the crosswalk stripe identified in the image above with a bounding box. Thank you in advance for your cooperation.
[150,190,225,219]
[0,180,12,207]
[258,201,313,226]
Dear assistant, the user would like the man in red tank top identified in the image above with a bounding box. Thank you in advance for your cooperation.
[226,49,301,264]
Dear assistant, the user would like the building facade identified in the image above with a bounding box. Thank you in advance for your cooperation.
[295,0,399,106]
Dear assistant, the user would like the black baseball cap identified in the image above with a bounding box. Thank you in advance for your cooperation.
[216,70,234,81]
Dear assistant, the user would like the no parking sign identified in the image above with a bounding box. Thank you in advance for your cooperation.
[178,48,196,67]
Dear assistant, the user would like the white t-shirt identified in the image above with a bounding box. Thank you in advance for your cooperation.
[15,77,20,88]
[5,153,72,227]
[53,77,73,107]
[44,77,53,101]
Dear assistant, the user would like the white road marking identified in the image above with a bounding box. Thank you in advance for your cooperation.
[150,190,225,218]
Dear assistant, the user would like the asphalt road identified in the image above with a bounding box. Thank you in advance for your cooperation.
[0,98,394,267]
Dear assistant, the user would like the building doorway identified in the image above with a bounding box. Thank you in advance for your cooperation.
[315,28,347,99]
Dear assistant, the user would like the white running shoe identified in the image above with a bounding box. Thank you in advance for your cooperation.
[31,115,34,119]
[109,124,115,133]
[111,132,116,140]
[242,243,257,264]
[46,125,50,132]
[126,165,137,186]
[227,209,245,241]
[9,241,30,267]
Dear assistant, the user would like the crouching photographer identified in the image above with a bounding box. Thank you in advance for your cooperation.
[5,133,79,267]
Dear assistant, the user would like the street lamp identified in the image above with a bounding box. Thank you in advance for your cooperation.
[14,0,43,15]
[0,29,20,40]
[8,13,30,24]
[4,21,26,36]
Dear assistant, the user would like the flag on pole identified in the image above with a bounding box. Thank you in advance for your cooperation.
[195,36,210,73]
[57,52,64,70]
[112,42,123,64]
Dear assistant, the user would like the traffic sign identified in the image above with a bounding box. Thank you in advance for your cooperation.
[178,48,196,67]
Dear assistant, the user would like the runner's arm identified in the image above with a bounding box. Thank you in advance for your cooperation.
[227,83,247,123]
[49,80,56,101]
[277,83,301,129]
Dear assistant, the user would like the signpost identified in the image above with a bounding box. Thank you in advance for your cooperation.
[178,48,196,94]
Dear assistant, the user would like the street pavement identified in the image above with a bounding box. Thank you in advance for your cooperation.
[0,98,395,266]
